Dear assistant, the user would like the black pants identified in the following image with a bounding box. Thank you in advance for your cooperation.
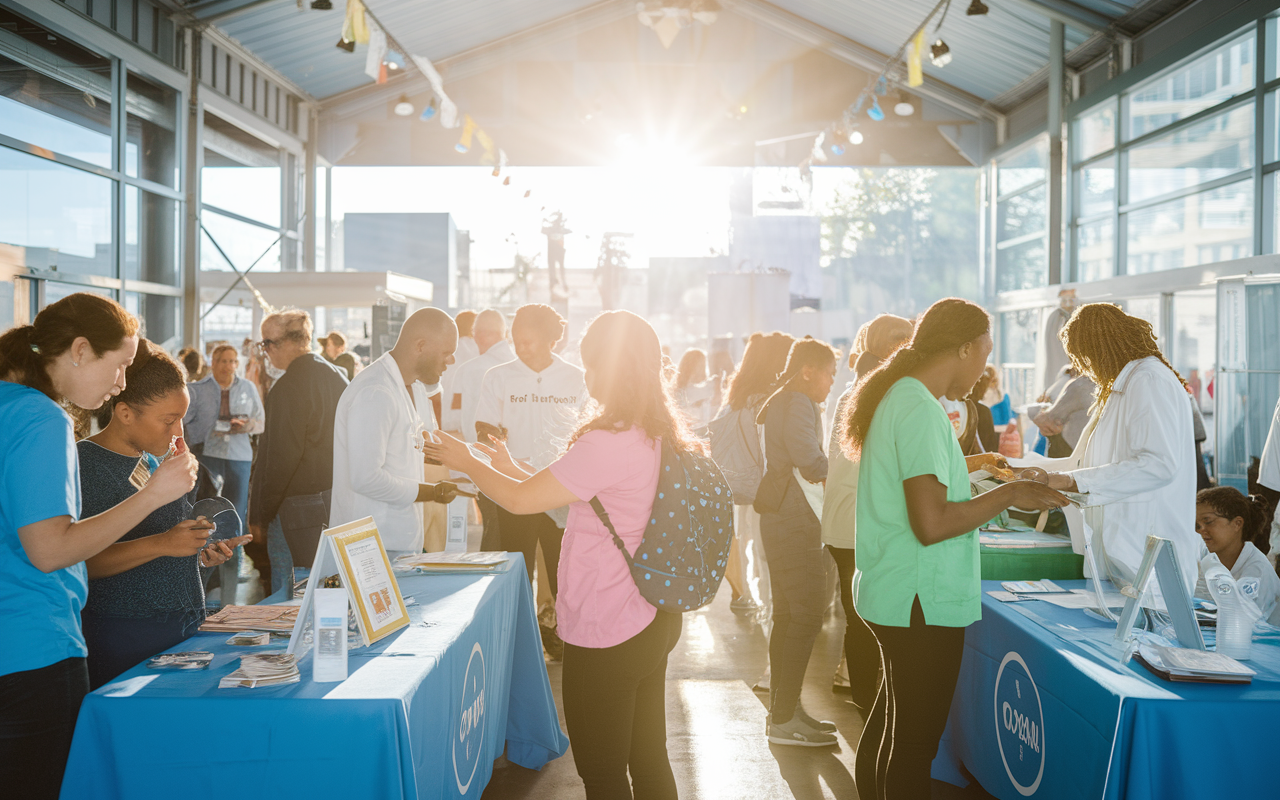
[855,597,966,800]
[827,546,882,711]
[0,656,90,800]
[765,546,826,724]
[497,506,563,598]
[82,609,204,690]
[478,493,502,551]
[562,611,683,800]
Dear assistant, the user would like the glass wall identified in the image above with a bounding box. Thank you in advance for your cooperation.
[994,138,1049,292]
[1069,30,1258,281]
[0,7,184,347]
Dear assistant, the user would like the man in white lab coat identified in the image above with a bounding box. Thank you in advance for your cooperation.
[1031,303,1199,595]
[330,308,461,555]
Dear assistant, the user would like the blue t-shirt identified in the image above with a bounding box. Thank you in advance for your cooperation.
[988,393,1014,427]
[0,382,86,676]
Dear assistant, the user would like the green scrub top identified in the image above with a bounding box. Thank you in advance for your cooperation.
[853,377,980,628]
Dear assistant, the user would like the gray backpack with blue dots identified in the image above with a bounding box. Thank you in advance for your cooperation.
[589,439,734,612]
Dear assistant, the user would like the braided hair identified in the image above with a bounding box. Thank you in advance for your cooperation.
[1059,303,1185,415]
[1197,486,1273,555]
[841,298,990,458]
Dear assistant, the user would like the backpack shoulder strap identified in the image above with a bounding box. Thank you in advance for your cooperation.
[589,497,633,565]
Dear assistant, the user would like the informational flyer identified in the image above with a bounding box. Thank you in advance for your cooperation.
[328,518,410,645]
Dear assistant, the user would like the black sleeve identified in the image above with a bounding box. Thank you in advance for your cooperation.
[782,395,828,482]
[249,380,309,526]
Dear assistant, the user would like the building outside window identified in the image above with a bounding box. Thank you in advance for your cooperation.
[994,137,1049,293]
[0,7,183,347]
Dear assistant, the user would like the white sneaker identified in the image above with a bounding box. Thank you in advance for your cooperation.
[767,715,837,747]
[794,705,836,733]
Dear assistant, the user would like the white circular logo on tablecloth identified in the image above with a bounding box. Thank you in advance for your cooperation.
[994,651,1045,796]
[453,642,487,795]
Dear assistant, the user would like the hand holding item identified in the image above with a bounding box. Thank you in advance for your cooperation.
[1018,467,1078,492]
[474,421,508,442]
[1002,480,1071,512]
[421,430,479,472]
[199,533,253,567]
[1033,410,1063,436]
[228,416,249,434]
[145,437,198,503]
[432,481,459,505]
[966,452,1011,477]
[161,517,218,558]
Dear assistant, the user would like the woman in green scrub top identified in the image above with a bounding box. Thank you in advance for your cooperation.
[840,298,1069,800]
[0,294,199,800]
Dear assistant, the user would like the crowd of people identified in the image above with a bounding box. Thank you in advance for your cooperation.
[3,289,1279,800]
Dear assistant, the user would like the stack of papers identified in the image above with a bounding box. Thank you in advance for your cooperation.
[200,605,299,633]
[980,530,1072,548]
[1135,643,1255,684]
[1002,580,1071,594]
[147,652,214,671]
[393,551,508,574]
[219,651,300,689]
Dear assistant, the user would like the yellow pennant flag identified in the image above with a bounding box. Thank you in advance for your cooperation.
[908,28,925,87]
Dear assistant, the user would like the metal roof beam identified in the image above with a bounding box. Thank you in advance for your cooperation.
[184,0,278,24]
[724,0,1001,123]
[999,0,1117,35]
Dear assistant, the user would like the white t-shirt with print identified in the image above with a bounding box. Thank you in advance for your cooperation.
[474,354,587,471]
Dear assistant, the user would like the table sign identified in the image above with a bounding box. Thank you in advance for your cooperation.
[288,516,410,655]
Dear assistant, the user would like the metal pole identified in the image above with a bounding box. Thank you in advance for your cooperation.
[1047,20,1065,287]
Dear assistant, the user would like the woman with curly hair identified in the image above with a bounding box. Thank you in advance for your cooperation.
[425,310,702,800]
[1028,303,1200,596]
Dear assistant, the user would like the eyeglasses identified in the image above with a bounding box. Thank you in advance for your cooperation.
[1194,514,1227,531]
[256,339,278,353]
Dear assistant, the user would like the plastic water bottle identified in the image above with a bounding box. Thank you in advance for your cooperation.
[1200,554,1263,660]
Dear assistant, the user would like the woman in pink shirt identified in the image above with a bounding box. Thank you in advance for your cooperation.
[425,309,702,800]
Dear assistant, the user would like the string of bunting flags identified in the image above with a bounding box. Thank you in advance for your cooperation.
[335,0,532,199]
[801,0,986,176]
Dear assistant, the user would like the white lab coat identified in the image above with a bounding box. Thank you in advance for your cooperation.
[450,340,515,443]
[330,353,436,552]
[1257,390,1280,564]
[1041,357,1199,595]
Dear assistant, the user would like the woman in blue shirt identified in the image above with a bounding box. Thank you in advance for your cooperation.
[0,294,198,800]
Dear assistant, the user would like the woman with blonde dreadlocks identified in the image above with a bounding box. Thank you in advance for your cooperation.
[1028,302,1199,595]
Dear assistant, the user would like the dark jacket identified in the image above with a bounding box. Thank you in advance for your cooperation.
[249,354,348,526]
[753,391,827,513]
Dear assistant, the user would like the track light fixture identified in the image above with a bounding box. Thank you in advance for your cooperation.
[393,95,414,116]
[849,129,864,145]
[966,0,989,15]
[930,39,952,67]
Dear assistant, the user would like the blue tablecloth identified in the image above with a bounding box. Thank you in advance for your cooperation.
[61,553,568,800]
[933,580,1280,800]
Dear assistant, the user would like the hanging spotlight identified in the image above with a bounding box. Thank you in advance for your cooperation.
[310,0,332,8]
[868,98,885,121]
[419,96,438,121]
[930,39,952,67]
[849,129,864,145]
[966,0,989,15]
[894,94,916,116]
[393,95,414,117]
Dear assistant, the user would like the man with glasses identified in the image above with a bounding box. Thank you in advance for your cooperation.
[330,308,461,558]
[247,310,348,597]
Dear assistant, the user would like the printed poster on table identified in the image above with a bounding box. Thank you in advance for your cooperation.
[327,517,410,645]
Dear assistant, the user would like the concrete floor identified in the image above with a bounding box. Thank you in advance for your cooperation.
[480,582,998,800]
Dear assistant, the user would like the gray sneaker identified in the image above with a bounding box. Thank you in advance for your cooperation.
[767,715,838,747]
[794,705,836,733]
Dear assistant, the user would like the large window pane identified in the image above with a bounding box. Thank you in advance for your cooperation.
[0,51,112,168]
[125,73,179,188]
[1127,104,1253,204]
[1170,289,1216,413]
[1075,101,1116,162]
[201,113,280,226]
[0,147,112,275]
[1076,218,1114,282]
[998,184,1046,241]
[1079,157,1115,217]
[125,187,179,285]
[997,138,1048,197]
[996,238,1047,292]
[1126,31,1254,141]
[1125,181,1253,275]
[201,211,281,273]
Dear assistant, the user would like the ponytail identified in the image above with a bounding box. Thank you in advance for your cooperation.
[0,293,139,402]
[841,298,990,458]
[755,336,837,424]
